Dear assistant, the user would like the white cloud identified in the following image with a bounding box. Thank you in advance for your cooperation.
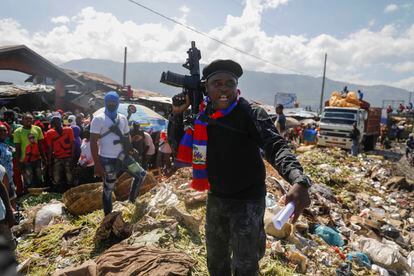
[0,1,413,90]
[175,5,190,24]
[0,18,30,46]
[179,6,190,14]
[384,4,398,13]
[391,61,414,73]
[51,16,70,24]
[263,0,290,9]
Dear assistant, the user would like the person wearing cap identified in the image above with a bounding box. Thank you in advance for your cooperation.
[45,115,75,192]
[170,59,311,275]
[90,91,147,215]
[275,103,286,138]
[13,113,46,192]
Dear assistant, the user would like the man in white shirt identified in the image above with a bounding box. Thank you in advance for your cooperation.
[90,91,147,215]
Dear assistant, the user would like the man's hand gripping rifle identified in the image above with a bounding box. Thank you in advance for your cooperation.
[160,41,205,153]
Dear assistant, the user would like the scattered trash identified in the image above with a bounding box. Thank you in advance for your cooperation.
[408,250,414,270]
[13,147,414,275]
[371,264,390,276]
[380,224,400,239]
[285,247,308,273]
[356,237,411,272]
[147,184,179,214]
[265,193,277,209]
[335,262,352,276]
[52,260,97,276]
[94,211,132,243]
[264,210,292,239]
[127,228,168,247]
[164,206,201,235]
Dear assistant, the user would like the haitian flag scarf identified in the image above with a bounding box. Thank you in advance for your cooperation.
[176,97,239,191]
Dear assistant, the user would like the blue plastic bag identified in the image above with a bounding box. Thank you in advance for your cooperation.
[314,225,345,247]
[346,252,371,268]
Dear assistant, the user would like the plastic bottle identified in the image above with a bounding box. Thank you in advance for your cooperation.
[265,193,277,209]
[272,202,295,230]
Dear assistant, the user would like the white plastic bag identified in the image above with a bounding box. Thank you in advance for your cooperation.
[34,203,64,232]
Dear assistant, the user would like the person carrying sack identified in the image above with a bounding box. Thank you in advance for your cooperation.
[90,92,147,215]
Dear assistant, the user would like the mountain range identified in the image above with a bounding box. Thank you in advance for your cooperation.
[1,58,411,110]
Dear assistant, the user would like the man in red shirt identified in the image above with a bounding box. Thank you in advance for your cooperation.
[45,115,75,192]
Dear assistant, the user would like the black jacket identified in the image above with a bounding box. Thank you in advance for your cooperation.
[171,97,309,199]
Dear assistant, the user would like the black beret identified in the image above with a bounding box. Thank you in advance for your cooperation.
[202,59,243,80]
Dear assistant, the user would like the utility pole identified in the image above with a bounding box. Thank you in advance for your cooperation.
[409,91,412,104]
[319,53,327,115]
[123,47,127,87]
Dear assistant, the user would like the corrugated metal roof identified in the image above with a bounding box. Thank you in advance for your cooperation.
[64,69,119,87]
[0,45,83,86]
[0,84,54,97]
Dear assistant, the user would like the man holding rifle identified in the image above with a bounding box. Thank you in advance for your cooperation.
[169,59,311,276]
[90,92,147,215]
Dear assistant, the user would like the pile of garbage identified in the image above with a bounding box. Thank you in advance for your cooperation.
[13,147,414,275]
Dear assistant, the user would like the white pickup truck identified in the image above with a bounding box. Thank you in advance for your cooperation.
[318,106,381,151]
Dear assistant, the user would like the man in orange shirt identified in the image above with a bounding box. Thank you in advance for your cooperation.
[45,115,75,192]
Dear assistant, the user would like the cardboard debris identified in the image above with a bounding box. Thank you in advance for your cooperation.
[94,211,132,243]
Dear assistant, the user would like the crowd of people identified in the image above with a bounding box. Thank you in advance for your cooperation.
[0,108,173,192]
[386,102,414,114]
[0,105,172,219]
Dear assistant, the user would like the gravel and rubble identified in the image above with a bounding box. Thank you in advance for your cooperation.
[13,146,414,275]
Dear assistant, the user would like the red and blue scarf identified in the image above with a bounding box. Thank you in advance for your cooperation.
[176,97,239,191]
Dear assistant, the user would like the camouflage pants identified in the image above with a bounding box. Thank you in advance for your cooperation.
[52,157,73,188]
[205,194,266,276]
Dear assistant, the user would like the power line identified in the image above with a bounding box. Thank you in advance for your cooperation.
[127,0,317,77]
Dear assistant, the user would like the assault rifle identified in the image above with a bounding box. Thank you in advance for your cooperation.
[160,41,205,152]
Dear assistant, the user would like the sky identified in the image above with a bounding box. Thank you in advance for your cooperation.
[1,0,413,90]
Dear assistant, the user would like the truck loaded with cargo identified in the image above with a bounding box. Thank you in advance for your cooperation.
[318,91,381,151]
